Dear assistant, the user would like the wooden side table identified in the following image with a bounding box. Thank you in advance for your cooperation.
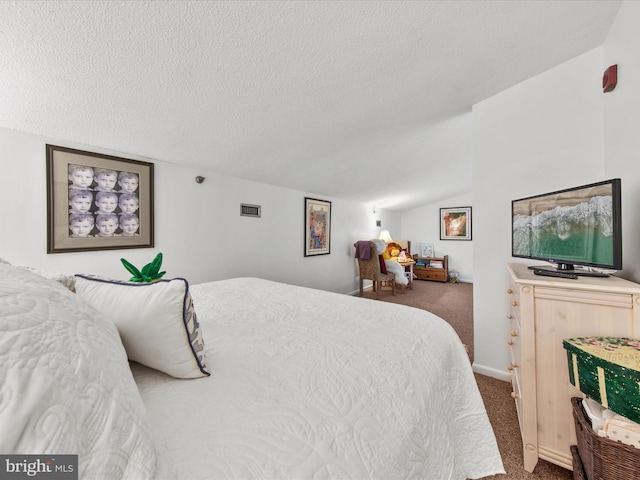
[398,260,415,290]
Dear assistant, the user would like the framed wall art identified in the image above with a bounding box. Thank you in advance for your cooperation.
[421,243,434,258]
[46,144,154,253]
[304,197,331,256]
[440,206,472,241]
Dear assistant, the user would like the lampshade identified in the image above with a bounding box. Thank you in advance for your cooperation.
[379,230,393,243]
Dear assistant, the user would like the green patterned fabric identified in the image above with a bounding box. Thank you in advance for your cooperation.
[563,337,640,423]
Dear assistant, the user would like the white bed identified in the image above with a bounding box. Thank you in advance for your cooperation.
[132,277,504,480]
[0,260,504,479]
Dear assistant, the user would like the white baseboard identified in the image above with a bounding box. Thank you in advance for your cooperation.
[348,284,372,296]
[472,363,511,382]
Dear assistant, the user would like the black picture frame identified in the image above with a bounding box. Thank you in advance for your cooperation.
[46,144,154,253]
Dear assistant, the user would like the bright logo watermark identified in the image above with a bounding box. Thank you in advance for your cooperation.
[1,455,77,479]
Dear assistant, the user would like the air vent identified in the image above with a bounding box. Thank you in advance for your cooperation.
[240,204,261,218]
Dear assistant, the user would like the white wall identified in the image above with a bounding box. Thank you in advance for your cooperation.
[472,48,606,380]
[603,0,640,283]
[5,2,640,382]
[0,127,401,294]
[400,192,474,282]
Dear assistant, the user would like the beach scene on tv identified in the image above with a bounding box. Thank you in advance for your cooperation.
[512,184,614,265]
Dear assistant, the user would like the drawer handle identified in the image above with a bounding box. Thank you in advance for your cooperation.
[507,339,514,346]
[510,362,519,369]
[511,391,519,399]
[512,300,518,307]
[507,288,513,294]
[507,314,513,319]
[510,330,518,337]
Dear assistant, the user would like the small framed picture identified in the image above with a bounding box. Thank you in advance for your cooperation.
[440,206,472,241]
[421,243,434,258]
[304,197,331,256]
[46,144,154,253]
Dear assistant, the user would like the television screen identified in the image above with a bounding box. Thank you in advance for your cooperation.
[512,179,622,272]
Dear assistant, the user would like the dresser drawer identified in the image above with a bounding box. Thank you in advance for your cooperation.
[507,282,524,433]
[414,268,447,282]
[511,365,524,432]
[507,284,522,365]
[508,284,521,323]
[508,327,521,365]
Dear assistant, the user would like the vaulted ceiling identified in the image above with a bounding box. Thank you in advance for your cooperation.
[0,1,622,211]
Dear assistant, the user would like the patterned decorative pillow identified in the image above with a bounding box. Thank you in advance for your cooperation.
[20,266,76,292]
[74,275,209,379]
[0,261,173,478]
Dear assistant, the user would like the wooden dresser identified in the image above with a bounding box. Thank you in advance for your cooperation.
[506,263,640,473]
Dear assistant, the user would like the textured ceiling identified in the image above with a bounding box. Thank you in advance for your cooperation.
[0,1,622,211]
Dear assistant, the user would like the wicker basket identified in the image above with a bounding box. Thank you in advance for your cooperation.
[572,397,640,479]
[571,445,587,480]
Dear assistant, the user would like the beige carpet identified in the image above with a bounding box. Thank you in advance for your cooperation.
[359,280,573,479]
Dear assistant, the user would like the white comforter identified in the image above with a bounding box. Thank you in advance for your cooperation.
[132,278,504,480]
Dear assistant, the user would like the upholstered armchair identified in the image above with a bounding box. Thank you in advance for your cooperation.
[355,241,395,298]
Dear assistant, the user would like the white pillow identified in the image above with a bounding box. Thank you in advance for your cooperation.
[20,266,76,292]
[371,238,387,255]
[0,262,173,478]
[74,275,210,379]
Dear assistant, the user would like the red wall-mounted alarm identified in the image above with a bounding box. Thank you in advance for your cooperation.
[603,65,617,93]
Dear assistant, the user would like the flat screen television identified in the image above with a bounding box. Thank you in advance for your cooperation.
[512,178,622,275]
